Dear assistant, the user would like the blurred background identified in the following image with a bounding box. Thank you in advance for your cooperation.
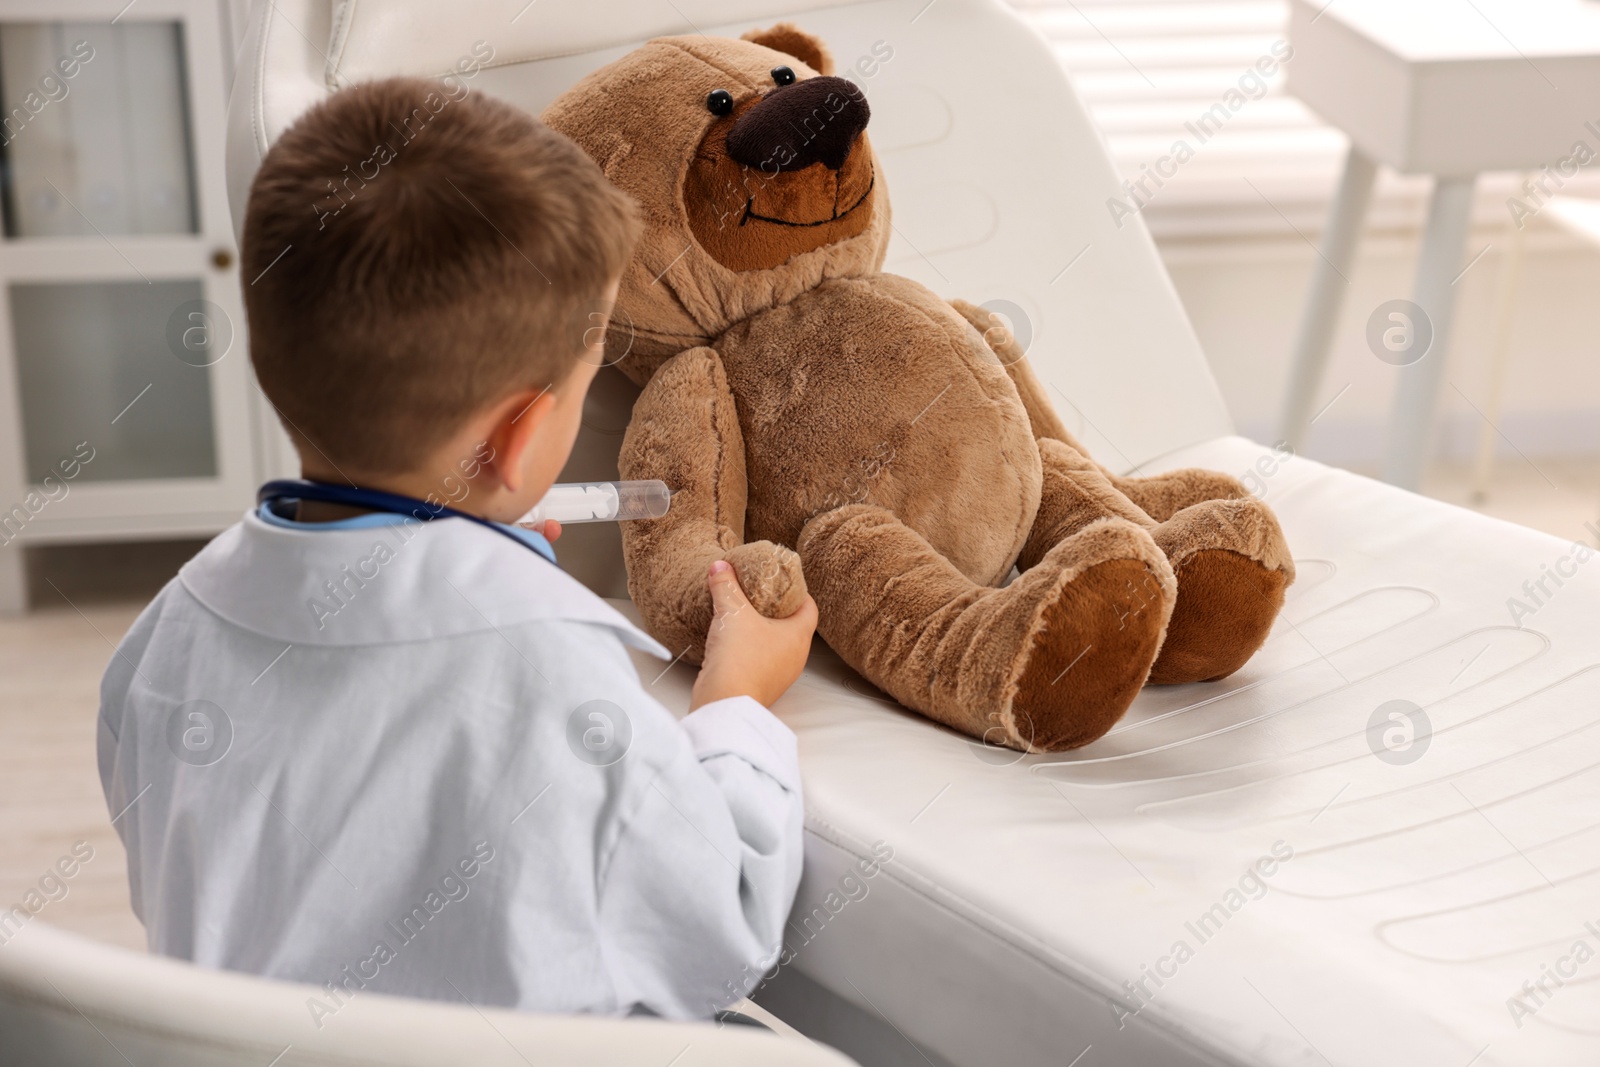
[1,0,1597,949]
[1016,0,1600,539]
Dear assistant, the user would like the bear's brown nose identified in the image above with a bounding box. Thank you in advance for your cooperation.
[725,75,870,172]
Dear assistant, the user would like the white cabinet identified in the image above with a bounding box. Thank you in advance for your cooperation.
[0,0,286,612]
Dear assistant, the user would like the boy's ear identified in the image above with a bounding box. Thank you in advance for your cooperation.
[487,388,557,494]
[741,23,834,76]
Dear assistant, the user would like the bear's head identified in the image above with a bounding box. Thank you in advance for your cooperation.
[544,24,890,383]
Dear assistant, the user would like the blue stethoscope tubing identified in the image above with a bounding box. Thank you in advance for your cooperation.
[257,479,557,566]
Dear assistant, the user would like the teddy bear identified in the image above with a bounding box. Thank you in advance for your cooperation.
[542,25,1295,751]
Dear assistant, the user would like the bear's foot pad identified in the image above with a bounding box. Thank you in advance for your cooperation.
[1147,548,1288,686]
[1010,558,1170,751]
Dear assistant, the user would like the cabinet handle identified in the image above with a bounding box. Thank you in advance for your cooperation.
[211,248,234,270]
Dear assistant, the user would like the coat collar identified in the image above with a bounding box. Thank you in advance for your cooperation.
[179,511,670,655]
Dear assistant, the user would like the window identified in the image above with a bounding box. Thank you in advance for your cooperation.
[1010,0,1600,242]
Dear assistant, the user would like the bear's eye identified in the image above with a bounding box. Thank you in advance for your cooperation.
[706,89,734,116]
[771,65,796,86]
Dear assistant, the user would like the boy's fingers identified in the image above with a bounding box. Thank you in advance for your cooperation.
[783,597,819,636]
[772,594,818,625]
[794,595,819,626]
[708,559,750,615]
[543,519,562,542]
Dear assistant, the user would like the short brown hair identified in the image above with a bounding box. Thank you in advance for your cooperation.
[242,77,639,474]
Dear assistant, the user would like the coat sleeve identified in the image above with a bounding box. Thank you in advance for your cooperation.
[97,591,168,924]
[597,692,804,1019]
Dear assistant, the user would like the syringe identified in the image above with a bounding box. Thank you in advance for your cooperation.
[518,480,672,526]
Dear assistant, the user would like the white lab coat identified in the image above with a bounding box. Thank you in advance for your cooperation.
[98,509,803,1020]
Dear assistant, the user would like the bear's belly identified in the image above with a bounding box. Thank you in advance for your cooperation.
[717,274,1042,586]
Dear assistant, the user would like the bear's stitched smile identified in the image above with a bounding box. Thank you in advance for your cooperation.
[685,100,877,271]
[741,172,875,228]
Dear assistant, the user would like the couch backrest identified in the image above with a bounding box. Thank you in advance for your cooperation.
[226,0,1233,596]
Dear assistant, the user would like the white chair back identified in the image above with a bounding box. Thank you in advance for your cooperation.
[0,920,854,1066]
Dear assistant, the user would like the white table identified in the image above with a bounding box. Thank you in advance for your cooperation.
[1277,0,1600,489]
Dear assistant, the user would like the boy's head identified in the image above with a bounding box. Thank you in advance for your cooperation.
[243,77,639,501]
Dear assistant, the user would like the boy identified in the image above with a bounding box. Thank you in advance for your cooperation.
[97,78,817,1021]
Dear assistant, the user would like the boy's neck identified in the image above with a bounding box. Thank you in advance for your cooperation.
[295,465,499,524]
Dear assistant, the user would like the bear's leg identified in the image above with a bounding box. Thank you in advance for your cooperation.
[1026,440,1295,687]
[1105,468,1256,522]
[1138,498,1294,684]
[798,503,1174,751]
[1017,438,1155,569]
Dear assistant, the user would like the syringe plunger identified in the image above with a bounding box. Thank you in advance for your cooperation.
[519,480,671,525]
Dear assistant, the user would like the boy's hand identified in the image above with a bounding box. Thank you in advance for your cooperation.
[519,519,562,541]
[690,559,818,711]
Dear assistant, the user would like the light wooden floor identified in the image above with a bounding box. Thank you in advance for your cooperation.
[1,458,1596,958]
[1371,454,1600,546]
[2,538,209,952]
[2,601,150,951]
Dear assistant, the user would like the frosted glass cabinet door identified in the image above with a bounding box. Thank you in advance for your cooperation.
[0,0,254,547]
[11,280,218,483]
[0,21,198,239]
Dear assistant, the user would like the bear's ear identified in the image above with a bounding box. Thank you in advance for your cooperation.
[740,23,835,76]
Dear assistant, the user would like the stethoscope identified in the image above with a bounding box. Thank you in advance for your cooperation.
[257,479,557,566]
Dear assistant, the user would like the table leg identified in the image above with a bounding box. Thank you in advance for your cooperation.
[1471,188,1528,502]
[1277,144,1378,451]
[0,544,26,615]
[1382,175,1478,490]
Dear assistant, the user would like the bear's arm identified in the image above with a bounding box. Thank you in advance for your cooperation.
[948,298,1254,521]
[947,298,1082,449]
[618,346,807,663]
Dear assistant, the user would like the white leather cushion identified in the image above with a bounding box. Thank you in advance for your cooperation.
[325,0,863,85]
[633,437,1600,1067]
